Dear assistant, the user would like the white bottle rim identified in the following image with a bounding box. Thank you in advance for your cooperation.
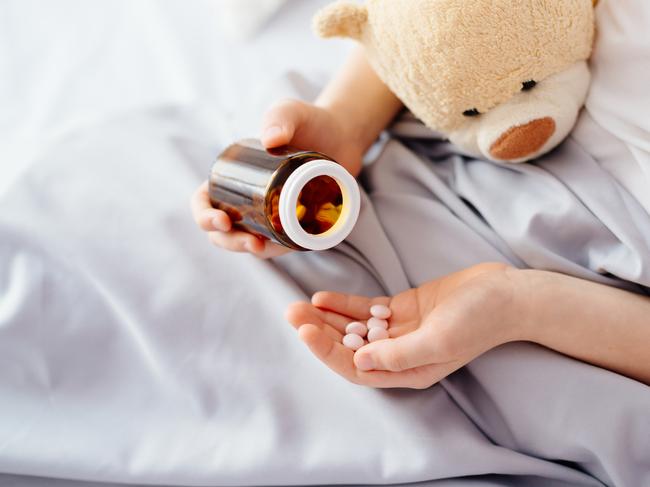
[278,159,360,251]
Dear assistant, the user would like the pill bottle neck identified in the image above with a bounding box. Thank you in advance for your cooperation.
[264,152,337,250]
[278,160,361,251]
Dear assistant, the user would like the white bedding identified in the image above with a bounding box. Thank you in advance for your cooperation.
[0,0,350,192]
[1,1,649,486]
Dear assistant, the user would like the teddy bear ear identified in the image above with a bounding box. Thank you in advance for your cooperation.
[313,2,368,40]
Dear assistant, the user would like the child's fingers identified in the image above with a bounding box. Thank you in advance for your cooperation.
[209,231,289,258]
[311,291,390,320]
[320,309,359,331]
[211,211,232,232]
[353,326,439,373]
[249,241,292,260]
[208,230,263,253]
[289,303,352,337]
[260,99,309,148]
[195,186,288,257]
[190,181,212,218]
[285,304,343,342]
[191,182,232,232]
[359,362,460,390]
[357,367,434,389]
[297,324,360,380]
[298,324,440,389]
[197,210,231,232]
[285,301,348,335]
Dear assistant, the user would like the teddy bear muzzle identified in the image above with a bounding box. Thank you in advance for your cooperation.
[489,117,557,161]
[455,61,592,164]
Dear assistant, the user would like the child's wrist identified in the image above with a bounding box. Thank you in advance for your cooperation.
[315,100,372,154]
[502,267,546,344]
[506,268,575,346]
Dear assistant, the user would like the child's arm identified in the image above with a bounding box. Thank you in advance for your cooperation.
[192,47,402,258]
[262,46,403,177]
[287,264,650,388]
[513,269,650,385]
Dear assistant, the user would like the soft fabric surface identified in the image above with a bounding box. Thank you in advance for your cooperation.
[217,0,287,40]
[1,1,649,487]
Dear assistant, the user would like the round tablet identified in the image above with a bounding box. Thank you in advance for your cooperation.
[367,317,388,330]
[367,327,389,343]
[370,304,392,320]
[346,322,368,337]
[342,333,365,351]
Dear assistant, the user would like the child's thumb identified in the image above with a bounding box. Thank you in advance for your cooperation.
[354,328,435,372]
[260,99,308,149]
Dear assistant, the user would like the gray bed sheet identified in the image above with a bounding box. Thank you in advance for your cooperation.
[1,1,649,486]
[1,94,649,486]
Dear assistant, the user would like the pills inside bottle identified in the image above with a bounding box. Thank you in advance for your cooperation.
[209,139,360,251]
[269,175,343,236]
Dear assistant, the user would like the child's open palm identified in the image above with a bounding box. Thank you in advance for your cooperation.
[286,263,521,389]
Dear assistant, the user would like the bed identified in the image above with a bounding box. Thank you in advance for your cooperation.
[1,1,649,486]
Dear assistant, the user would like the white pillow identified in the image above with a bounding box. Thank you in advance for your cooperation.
[217,0,287,40]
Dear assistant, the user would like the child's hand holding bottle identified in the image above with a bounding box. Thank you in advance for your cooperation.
[191,48,403,258]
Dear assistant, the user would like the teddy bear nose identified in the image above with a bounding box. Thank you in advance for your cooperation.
[489,117,556,161]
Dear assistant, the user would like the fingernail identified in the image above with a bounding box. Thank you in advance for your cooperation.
[212,217,223,230]
[263,125,283,142]
[355,353,375,371]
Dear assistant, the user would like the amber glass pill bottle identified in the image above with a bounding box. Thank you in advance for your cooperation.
[209,139,361,251]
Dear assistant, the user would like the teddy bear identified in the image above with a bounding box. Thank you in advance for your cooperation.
[314,0,597,163]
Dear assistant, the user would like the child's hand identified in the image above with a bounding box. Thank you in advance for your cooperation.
[192,99,365,259]
[191,181,290,259]
[285,263,521,389]
[261,99,365,177]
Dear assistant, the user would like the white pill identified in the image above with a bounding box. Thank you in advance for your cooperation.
[342,334,365,351]
[370,304,392,320]
[346,322,368,337]
[367,317,388,330]
[367,327,389,343]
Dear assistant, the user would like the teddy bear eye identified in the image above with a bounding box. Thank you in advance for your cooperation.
[463,108,481,117]
[522,80,537,91]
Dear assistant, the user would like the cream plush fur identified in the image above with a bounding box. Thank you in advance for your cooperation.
[314,0,597,163]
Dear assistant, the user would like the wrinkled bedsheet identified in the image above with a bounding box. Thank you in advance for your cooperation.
[1,1,649,487]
